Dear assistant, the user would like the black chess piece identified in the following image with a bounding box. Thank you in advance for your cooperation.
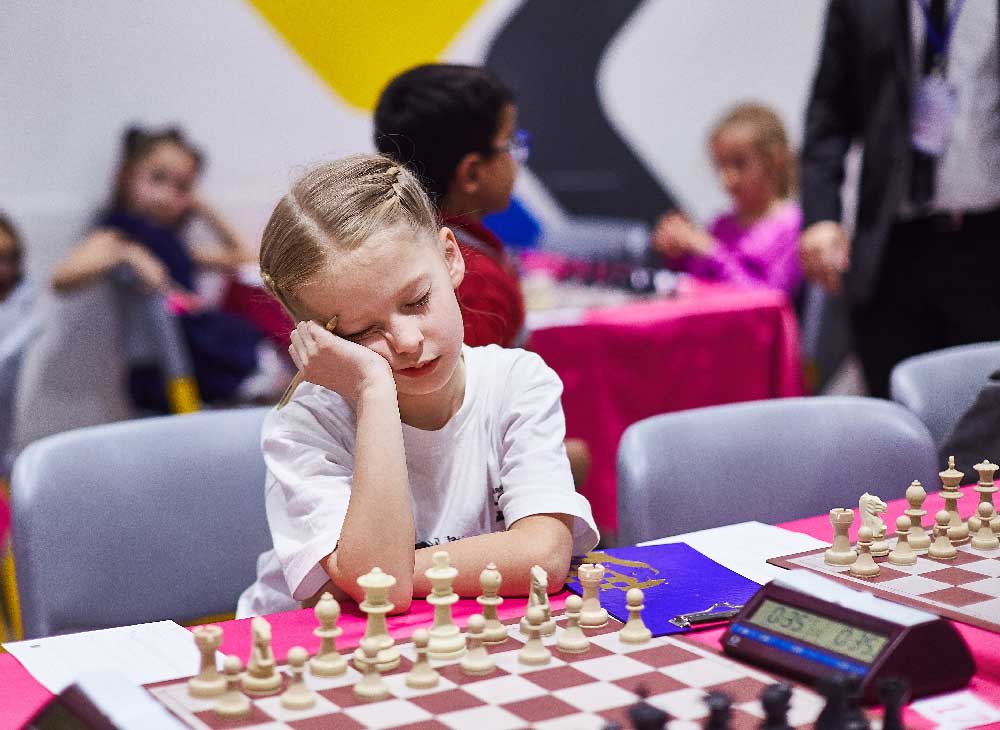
[842,675,871,730]
[704,690,733,730]
[629,686,669,730]
[878,676,910,730]
[815,673,849,730]
[759,683,793,730]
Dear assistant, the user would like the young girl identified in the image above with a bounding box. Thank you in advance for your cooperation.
[652,103,803,298]
[51,126,282,410]
[237,154,598,616]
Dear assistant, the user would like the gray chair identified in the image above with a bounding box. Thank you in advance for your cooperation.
[890,341,1000,448]
[616,396,938,545]
[0,311,42,476]
[11,407,271,638]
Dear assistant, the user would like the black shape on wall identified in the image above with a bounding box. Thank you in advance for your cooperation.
[485,0,677,223]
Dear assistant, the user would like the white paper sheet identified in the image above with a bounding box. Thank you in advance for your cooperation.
[911,689,1000,729]
[638,521,827,584]
[3,620,200,694]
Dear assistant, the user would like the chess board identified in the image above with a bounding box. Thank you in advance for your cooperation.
[770,539,1000,633]
[144,613,832,730]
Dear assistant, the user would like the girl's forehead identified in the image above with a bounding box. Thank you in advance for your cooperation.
[140,142,199,175]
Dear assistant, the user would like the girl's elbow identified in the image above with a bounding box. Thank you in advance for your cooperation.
[388,582,413,614]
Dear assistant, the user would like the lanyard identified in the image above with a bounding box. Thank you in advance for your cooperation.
[916,0,967,58]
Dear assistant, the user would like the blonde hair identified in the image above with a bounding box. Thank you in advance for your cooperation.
[710,103,796,198]
[259,153,439,320]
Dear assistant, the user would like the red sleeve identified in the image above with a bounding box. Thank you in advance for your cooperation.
[456,244,526,348]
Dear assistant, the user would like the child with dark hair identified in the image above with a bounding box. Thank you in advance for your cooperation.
[374,64,528,349]
[52,126,286,410]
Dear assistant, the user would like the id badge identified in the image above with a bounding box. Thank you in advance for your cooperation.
[911,73,959,156]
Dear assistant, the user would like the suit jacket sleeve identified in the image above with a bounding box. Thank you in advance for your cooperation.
[801,0,857,229]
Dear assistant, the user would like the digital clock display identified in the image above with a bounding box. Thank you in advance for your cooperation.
[747,599,889,663]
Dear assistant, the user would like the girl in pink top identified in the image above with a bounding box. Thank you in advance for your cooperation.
[653,103,803,297]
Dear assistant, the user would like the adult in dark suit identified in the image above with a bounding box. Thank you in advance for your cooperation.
[800,0,1000,397]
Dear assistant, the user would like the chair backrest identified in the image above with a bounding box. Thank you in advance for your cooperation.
[890,341,1000,447]
[11,407,272,638]
[538,215,650,259]
[0,312,43,476]
[616,396,939,545]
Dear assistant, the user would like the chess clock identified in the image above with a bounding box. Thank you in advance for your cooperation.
[722,570,975,702]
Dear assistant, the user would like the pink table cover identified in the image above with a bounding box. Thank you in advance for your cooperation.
[530,281,804,535]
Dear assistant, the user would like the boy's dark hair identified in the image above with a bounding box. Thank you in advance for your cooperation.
[374,64,514,204]
[112,125,204,210]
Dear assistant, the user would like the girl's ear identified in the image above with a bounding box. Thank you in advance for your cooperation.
[439,227,465,289]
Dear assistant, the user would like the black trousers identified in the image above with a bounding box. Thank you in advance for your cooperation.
[851,208,1000,399]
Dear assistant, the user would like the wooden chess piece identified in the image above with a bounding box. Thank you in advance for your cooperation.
[848,526,880,578]
[353,637,390,701]
[928,510,958,560]
[310,592,347,676]
[971,502,1000,550]
[888,515,917,566]
[620,588,653,644]
[188,624,226,698]
[556,594,590,653]
[280,646,316,710]
[460,614,495,675]
[425,551,466,660]
[577,562,610,629]
[904,480,931,550]
[761,682,793,730]
[704,690,732,730]
[477,562,507,644]
[242,616,282,695]
[405,628,439,689]
[352,568,400,672]
[939,456,969,544]
[519,565,556,636]
[825,508,858,565]
[518,605,552,665]
[860,493,889,557]
[969,459,999,534]
[214,655,251,718]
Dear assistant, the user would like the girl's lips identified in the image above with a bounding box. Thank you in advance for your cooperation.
[397,357,439,378]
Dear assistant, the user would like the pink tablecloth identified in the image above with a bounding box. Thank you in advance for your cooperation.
[530,281,804,535]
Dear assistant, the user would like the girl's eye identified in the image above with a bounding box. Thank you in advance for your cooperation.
[409,291,432,309]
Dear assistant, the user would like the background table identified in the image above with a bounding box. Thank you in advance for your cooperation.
[529,280,804,537]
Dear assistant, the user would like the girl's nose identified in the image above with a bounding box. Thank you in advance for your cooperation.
[387,318,424,355]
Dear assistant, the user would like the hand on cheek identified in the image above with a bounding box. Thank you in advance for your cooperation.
[289,320,394,405]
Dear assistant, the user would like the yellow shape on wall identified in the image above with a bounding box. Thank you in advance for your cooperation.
[247,1,488,112]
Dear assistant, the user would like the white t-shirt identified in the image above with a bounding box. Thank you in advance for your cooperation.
[237,344,599,617]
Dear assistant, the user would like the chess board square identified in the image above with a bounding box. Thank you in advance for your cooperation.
[964,597,1000,621]
[521,665,596,691]
[345,698,433,729]
[957,557,1000,577]
[382,671,457,699]
[922,586,995,607]
[926,549,986,566]
[625,643,702,668]
[385,721,452,730]
[319,684,383,709]
[787,686,826,727]
[570,653,653,681]
[645,687,711,720]
[958,543,1000,559]
[612,670,686,696]
[552,642,613,662]
[254,692,341,721]
[875,574,952,595]
[920,566,993,585]
[728,707,773,730]
[660,657,746,688]
[483,637,520,654]
[437,704,526,730]
[193,703,275,728]
[961,576,1000,596]
[460,674,549,704]
[408,687,485,715]
[437,661,512,685]
[853,565,910,583]
[492,649,566,674]
[153,683,216,714]
[589,631,674,654]
[289,713,366,730]
[502,694,581,723]
[537,711,609,730]
[301,665,362,691]
[702,676,771,704]
[553,680,638,712]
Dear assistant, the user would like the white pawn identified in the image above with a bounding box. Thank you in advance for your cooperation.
[353,637,390,701]
[477,563,508,644]
[905,480,931,551]
[405,629,439,689]
[518,606,552,665]
[849,526,881,578]
[888,515,917,566]
[310,592,347,676]
[620,588,652,644]
[928,510,957,560]
[557,594,590,654]
[214,655,251,719]
[460,615,495,676]
[577,563,610,629]
[825,508,858,566]
[281,646,316,710]
[971,503,1000,551]
[188,624,226,698]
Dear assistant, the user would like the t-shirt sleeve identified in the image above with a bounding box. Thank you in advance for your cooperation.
[261,393,354,601]
[497,351,600,554]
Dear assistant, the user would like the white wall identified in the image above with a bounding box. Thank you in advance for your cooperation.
[1,0,826,280]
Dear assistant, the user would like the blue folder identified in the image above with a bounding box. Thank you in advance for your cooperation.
[566,543,761,636]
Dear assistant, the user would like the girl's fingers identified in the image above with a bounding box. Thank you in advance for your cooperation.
[296,321,319,357]
[288,343,304,372]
